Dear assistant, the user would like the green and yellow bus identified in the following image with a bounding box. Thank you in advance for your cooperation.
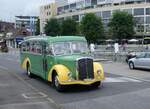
[20,36,105,91]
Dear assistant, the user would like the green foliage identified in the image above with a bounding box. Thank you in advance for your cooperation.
[80,13,104,43]
[61,18,78,35]
[35,18,40,35]
[109,11,135,40]
[44,18,61,36]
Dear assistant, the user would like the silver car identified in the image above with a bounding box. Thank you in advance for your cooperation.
[128,52,150,69]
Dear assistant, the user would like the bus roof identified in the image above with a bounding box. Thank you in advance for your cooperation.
[24,36,87,43]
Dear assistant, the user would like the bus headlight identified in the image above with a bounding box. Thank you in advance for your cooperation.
[97,69,101,76]
[68,72,74,81]
[68,73,72,78]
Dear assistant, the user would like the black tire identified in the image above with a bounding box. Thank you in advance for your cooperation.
[129,62,134,69]
[92,81,101,88]
[26,63,33,78]
[52,74,64,92]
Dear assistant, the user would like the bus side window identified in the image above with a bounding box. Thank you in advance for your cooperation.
[21,42,26,52]
[30,42,36,53]
[36,42,42,54]
[46,45,53,55]
[26,42,30,52]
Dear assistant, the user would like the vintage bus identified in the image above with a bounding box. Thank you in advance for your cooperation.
[20,36,105,91]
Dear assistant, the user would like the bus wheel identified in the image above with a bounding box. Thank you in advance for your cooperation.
[26,63,33,78]
[52,74,64,92]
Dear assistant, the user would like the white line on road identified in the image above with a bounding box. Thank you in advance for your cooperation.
[0,65,8,70]
[104,77,142,83]
[6,58,19,62]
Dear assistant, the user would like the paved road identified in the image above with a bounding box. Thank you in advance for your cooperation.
[0,50,150,109]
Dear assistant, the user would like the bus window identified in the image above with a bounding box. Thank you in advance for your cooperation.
[26,42,30,52]
[21,42,27,52]
[30,42,36,53]
[36,42,42,54]
[46,45,53,55]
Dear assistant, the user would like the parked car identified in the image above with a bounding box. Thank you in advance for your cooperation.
[128,52,150,69]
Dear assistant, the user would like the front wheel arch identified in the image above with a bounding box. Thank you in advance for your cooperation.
[26,61,33,77]
[129,61,135,69]
[52,70,64,91]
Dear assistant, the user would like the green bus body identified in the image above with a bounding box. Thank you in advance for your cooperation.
[20,36,105,91]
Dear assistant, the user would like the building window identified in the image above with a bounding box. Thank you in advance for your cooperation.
[146,25,150,33]
[97,0,105,5]
[57,7,64,14]
[134,17,144,24]
[85,0,91,7]
[95,12,101,17]
[146,8,150,15]
[79,14,85,21]
[134,8,144,16]
[70,3,76,9]
[146,16,150,24]
[102,11,111,19]
[123,9,132,15]
[64,5,69,10]
[91,0,97,6]
[72,15,79,21]
[112,9,120,14]
[76,1,84,9]
[135,24,144,33]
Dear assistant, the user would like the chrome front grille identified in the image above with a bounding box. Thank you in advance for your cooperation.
[77,58,94,80]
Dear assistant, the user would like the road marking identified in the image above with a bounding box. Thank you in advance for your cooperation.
[47,97,55,103]
[0,65,8,70]
[0,101,50,107]
[0,83,9,87]
[22,92,47,99]
[117,77,141,82]
[6,58,19,62]
[104,77,142,83]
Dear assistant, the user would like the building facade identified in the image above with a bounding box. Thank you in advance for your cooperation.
[40,0,150,37]
[15,16,38,36]
[40,3,57,34]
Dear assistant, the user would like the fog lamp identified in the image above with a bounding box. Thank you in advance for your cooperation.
[97,69,101,76]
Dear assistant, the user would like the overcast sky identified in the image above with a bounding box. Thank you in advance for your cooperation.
[0,0,54,22]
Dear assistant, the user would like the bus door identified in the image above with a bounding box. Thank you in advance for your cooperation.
[30,41,44,78]
[43,43,55,80]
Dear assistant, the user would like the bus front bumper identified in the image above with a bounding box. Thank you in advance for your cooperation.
[59,77,105,85]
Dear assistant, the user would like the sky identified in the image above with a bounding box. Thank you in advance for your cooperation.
[0,0,53,22]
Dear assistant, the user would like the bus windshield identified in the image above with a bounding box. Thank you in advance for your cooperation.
[53,41,89,55]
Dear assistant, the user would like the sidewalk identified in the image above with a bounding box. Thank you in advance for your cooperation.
[102,62,150,82]
[0,68,61,109]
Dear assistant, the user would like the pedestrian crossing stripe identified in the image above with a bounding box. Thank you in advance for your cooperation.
[104,77,142,83]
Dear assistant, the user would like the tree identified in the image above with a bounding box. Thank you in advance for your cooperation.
[80,13,104,43]
[44,18,61,36]
[61,18,78,35]
[35,18,40,35]
[109,11,135,40]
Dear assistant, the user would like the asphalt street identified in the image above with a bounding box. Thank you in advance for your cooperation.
[0,50,150,109]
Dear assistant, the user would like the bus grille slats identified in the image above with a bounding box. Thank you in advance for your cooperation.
[78,58,94,80]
